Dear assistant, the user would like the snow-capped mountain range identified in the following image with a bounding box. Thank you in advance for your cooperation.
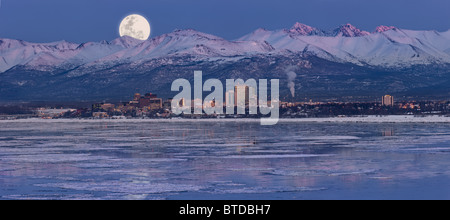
[2,22,450,73]
[0,29,275,73]
[239,23,450,67]
[1,23,449,101]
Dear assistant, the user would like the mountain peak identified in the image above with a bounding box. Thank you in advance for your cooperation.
[110,35,145,48]
[254,28,269,33]
[167,29,227,42]
[289,22,324,36]
[333,23,370,37]
[374,25,398,33]
[0,38,29,51]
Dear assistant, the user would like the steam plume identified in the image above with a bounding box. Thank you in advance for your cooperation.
[285,66,297,97]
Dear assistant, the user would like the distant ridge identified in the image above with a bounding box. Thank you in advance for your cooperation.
[0,23,449,101]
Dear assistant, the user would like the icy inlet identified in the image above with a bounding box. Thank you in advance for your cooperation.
[0,120,450,200]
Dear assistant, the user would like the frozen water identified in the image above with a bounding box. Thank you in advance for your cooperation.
[222,154,333,159]
[0,119,450,199]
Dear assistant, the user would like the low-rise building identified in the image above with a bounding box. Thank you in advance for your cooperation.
[92,112,109,118]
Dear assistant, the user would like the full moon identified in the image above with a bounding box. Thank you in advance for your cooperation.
[119,14,151,41]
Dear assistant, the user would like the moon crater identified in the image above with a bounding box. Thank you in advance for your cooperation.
[119,14,151,40]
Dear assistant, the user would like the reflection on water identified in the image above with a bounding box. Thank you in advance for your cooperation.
[0,120,450,200]
[382,127,395,137]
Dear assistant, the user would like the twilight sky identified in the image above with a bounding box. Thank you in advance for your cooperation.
[1,0,450,43]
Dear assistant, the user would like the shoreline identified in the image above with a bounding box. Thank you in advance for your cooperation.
[0,115,449,123]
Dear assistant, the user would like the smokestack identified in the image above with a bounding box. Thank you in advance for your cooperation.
[285,66,297,98]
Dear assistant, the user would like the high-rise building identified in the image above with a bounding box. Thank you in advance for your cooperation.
[138,93,163,110]
[225,91,233,107]
[234,85,250,107]
[134,93,141,101]
[163,99,172,110]
[148,98,163,110]
[179,98,185,107]
[382,95,394,106]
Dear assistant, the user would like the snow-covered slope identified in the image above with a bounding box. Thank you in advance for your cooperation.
[0,39,80,72]
[0,30,276,72]
[332,24,370,37]
[2,23,450,73]
[239,23,450,67]
[97,29,275,63]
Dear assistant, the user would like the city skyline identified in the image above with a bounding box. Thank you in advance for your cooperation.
[5,90,443,120]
